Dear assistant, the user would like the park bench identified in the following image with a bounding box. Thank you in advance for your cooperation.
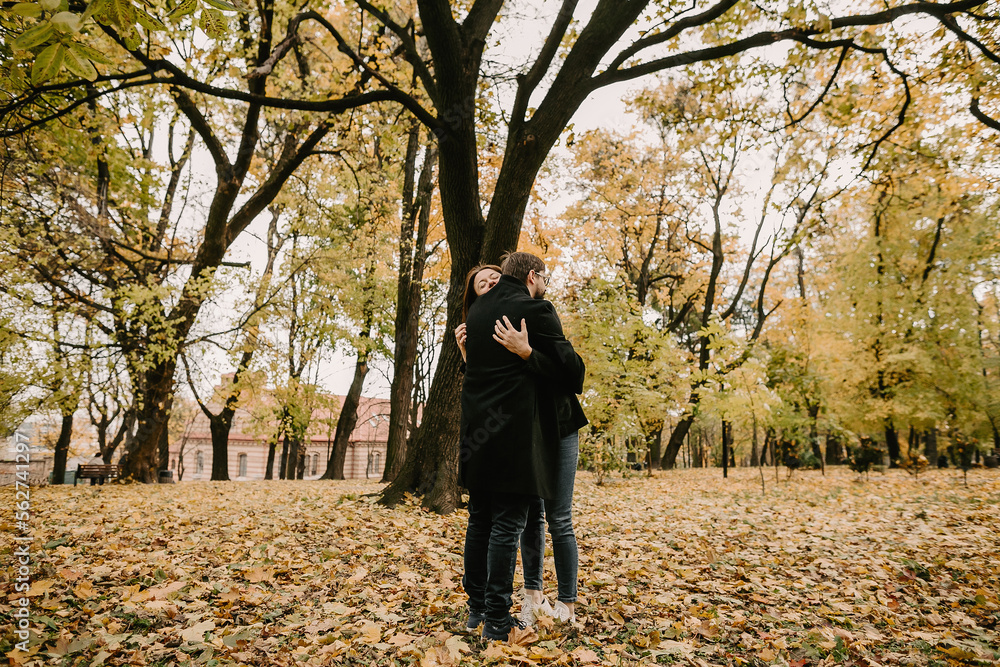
[74,464,120,486]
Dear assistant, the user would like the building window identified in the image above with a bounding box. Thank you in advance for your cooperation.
[311,454,318,476]
[196,451,204,475]
[238,453,247,477]
[367,451,381,478]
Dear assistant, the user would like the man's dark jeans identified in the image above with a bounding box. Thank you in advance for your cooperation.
[463,488,533,624]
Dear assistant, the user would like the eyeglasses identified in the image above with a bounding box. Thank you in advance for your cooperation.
[533,271,550,286]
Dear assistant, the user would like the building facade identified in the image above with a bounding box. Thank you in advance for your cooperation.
[168,395,391,481]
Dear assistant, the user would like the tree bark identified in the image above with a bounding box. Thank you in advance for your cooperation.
[824,432,844,465]
[661,413,695,469]
[279,433,290,480]
[923,429,938,463]
[384,128,436,483]
[265,432,279,480]
[721,420,731,478]
[321,351,369,480]
[50,412,74,485]
[885,421,900,467]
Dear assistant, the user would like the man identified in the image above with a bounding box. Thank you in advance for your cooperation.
[460,251,586,640]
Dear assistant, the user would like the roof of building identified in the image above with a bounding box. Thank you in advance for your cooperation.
[184,393,393,444]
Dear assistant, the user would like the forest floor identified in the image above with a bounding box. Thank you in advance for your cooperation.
[3,467,999,667]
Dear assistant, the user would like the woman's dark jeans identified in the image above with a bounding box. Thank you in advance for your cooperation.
[520,431,579,602]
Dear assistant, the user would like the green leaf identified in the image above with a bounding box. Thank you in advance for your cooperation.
[39,0,59,10]
[81,0,106,23]
[64,43,99,80]
[121,24,141,50]
[50,11,82,33]
[202,0,242,11]
[67,41,112,64]
[198,7,227,38]
[136,7,167,32]
[11,21,54,51]
[31,42,66,85]
[11,3,43,18]
[167,0,197,18]
[44,536,69,549]
[107,0,135,29]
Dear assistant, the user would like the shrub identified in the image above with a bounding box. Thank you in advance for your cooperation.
[848,437,884,479]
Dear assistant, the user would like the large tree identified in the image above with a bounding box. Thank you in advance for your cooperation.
[5,1,1000,504]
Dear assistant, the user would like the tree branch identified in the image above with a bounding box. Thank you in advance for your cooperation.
[170,87,233,178]
[511,0,580,128]
[971,96,1000,131]
[349,0,439,102]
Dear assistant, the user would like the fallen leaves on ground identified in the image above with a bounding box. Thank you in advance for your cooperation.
[2,468,998,666]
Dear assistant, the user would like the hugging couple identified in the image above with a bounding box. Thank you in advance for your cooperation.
[455,251,588,641]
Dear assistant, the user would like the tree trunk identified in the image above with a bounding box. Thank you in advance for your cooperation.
[104,408,134,463]
[279,435,290,480]
[321,352,369,480]
[885,421,900,467]
[208,415,232,481]
[50,412,74,485]
[692,428,703,468]
[661,413,694,469]
[379,341,464,512]
[808,407,823,468]
[265,433,278,480]
[286,435,300,481]
[384,130,436,483]
[158,416,170,474]
[721,420,731,478]
[647,426,662,470]
[121,374,175,483]
[824,432,843,465]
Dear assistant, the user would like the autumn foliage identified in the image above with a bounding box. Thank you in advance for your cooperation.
[5,468,998,666]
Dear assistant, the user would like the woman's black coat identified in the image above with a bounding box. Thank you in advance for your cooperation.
[459,275,587,499]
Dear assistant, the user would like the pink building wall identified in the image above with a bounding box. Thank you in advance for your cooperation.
[167,395,392,481]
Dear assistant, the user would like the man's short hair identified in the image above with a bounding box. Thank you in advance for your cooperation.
[500,251,545,283]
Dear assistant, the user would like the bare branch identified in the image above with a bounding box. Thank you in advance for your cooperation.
[511,0,580,126]
[971,96,1000,130]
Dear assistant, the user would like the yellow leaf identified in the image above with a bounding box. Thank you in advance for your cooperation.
[246,567,273,583]
[179,619,215,644]
[508,624,537,646]
[31,42,65,86]
[12,22,54,51]
[27,579,55,596]
[482,643,507,660]
[356,620,382,644]
[939,646,979,661]
[72,580,95,599]
[387,632,419,647]
[571,647,600,663]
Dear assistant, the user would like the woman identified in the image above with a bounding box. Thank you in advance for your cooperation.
[456,263,581,624]
[455,264,501,361]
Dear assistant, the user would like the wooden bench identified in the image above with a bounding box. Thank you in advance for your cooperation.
[74,464,120,486]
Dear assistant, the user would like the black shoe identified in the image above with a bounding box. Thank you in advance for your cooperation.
[482,615,527,641]
[467,608,487,629]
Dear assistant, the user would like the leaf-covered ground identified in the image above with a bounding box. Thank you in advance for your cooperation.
[3,468,999,666]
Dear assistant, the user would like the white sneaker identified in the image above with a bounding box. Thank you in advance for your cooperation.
[519,595,552,624]
[552,600,576,622]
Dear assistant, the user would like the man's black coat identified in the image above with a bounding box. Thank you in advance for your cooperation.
[459,275,587,499]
